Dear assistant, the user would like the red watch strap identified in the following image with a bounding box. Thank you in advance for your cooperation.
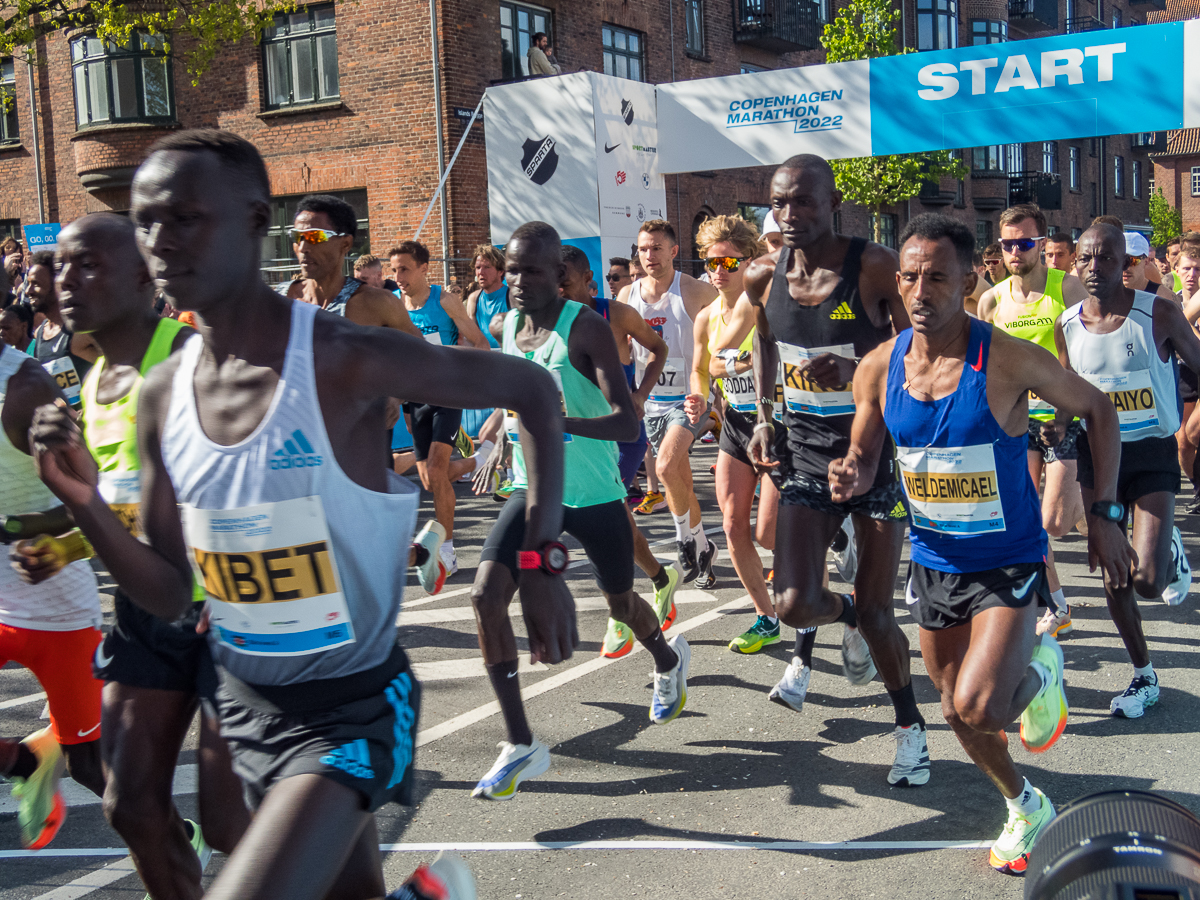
[517,550,542,570]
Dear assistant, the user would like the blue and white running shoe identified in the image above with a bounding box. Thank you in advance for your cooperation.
[650,635,690,724]
[471,738,550,801]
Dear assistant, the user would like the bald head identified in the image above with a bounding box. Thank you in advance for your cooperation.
[775,154,836,194]
[59,213,141,261]
[1074,223,1129,301]
[769,154,840,249]
[56,213,155,336]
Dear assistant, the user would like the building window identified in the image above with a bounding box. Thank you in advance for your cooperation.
[1113,8,1121,27]
[973,145,1002,171]
[0,219,20,243]
[1132,160,1142,200]
[70,33,173,127]
[263,4,339,109]
[816,0,831,22]
[0,59,16,143]
[1114,156,1124,197]
[971,19,1007,44]
[499,1,552,80]
[737,203,770,233]
[1191,167,1200,198]
[1069,147,1080,191]
[1004,143,1022,173]
[917,0,958,50]
[1042,142,1057,175]
[1072,227,1082,241]
[262,189,369,281]
[976,219,992,249]
[872,214,898,249]
[684,0,704,55]
[740,63,768,74]
[603,24,644,82]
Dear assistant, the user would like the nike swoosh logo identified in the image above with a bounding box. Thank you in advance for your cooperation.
[1012,571,1039,600]
[94,643,113,670]
[905,578,919,606]
[604,142,621,153]
[77,723,100,738]
[507,670,518,678]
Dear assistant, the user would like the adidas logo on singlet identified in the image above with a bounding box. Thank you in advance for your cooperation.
[829,302,856,320]
[320,740,375,779]
[270,429,324,470]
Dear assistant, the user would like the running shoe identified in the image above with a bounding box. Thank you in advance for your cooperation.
[493,479,515,502]
[1110,673,1160,718]
[1019,633,1068,753]
[185,818,213,872]
[729,615,781,654]
[830,518,857,583]
[677,536,699,582]
[701,432,717,444]
[626,488,644,509]
[766,568,774,583]
[842,623,877,685]
[633,491,665,516]
[439,545,459,578]
[453,428,474,460]
[649,635,690,724]
[472,738,550,801]
[601,618,634,658]
[10,727,66,850]
[887,724,931,787]
[695,538,718,590]
[1162,526,1192,606]
[989,789,1055,874]
[390,851,477,900]
[652,565,681,631]
[1036,605,1073,637]
[413,520,447,595]
[767,657,811,712]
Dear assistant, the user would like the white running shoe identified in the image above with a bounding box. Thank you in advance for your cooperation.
[472,739,550,800]
[842,624,877,685]
[649,635,690,724]
[887,724,931,787]
[439,544,459,578]
[390,851,478,899]
[413,521,447,595]
[1110,674,1160,718]
[767,657,811,713]
[831,518,857,583]
[1161,526,1191,606]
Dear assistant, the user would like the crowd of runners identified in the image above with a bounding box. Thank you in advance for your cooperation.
[0,129,1197,899]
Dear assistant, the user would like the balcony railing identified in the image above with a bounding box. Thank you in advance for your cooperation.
[1008,171,1063,210]
[1065,15,1108,32]
[1007,0,1058,32]
[734,0,822,53]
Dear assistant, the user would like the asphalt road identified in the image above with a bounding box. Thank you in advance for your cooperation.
[3,442,1199,899]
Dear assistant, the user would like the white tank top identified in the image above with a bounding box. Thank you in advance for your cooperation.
[629,272,694,416]
[1061,290,1181,441]
[161,301,418,685]
[0,346,101,631]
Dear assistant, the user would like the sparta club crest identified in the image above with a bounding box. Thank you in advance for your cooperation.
[520,136,559,185]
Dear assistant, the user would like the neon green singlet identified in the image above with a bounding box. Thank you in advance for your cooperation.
[991,269,1066,421]
[502,301,625,509]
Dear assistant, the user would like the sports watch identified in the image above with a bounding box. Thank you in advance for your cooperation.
[1090,500,1125,523]
[518,541,570,575]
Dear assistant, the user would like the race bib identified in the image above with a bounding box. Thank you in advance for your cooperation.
[98,471,141,537]
[505,368,571,444]
[1081,370,1158,435]
[721,368,757,413]
[1027,389,1055,415]
[779,343,855,417]
[648,356,687,404]
[897,443,1006,535]
[183,495,354,657]
[43,356,81,405]
[421,328,442,346]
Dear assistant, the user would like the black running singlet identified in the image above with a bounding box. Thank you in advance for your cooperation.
[34,322,92,409]
[323,276,364,318]
[765,239,894,483]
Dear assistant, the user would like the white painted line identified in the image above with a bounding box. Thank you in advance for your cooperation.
[0,850,129,859]
[399,585,474,611]
[398,590,717,627]
[28,856,137,899]
[414,593,752,748]
[0,690,47,710]
[0,764,197,815]
[413,656,547,682]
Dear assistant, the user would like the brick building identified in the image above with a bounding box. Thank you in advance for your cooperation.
[0,0,1156,287]
[1149,0,1200,231]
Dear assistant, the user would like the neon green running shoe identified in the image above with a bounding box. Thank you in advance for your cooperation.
[990,788,1056,874]
[652,565,680,631]
[729,614,781,654]
[145,819,213,899]
[602,618,633,658]
[493,479,515,502]
[11,727,66,850]
[453,427,474,460]
[1020,633,1068,753]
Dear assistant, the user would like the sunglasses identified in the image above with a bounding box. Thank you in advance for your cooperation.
[1000,237,1045,253]
[605,273,626,282]
[289,228,348,244]
[983,258,1002,266]
[705,256,750,273]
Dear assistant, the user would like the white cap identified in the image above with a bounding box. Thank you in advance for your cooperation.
[761,210,781,236]
[1125,232,1151,258]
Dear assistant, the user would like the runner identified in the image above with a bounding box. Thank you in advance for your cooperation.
[30,128,564,900]
[390,240,492,578]
[26,213,251,895]
[606,257,633,297]
[0,331,104,850]
[1176,242,1200,516]
[1164,236,1184,293]
[1057,223,1200,718]
[982,242,1006,288]
[351,253,399,292]
[1122,232,1179,303]
[470,223,688,800]
[760,211,783,254]
[830,212,1131,874]
[619,219,719,584]
[730,154,925,787]
[554,244,681,657]
[976,205,1088,638]
[1043,233,1076,274]
[465,245,510,349]
[26,250,99,409]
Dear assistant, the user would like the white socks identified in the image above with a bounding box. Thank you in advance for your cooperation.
[1134,662,1155,680]
[672,511,689,542]
[1049,588,1067,613]
[690,519,709,552]
[469,440,495,473]
[1006,778,1040,815]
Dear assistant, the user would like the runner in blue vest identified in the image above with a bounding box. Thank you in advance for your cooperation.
[829,213,1133,875]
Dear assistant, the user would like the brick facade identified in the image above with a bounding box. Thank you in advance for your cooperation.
[0,0,1154,284]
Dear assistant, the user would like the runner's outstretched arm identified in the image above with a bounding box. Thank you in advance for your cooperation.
[828,341,892,501]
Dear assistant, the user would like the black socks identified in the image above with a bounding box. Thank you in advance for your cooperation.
[412,543,430,568]
[888,682,925,729]
[0,741,38,780]
[486,660,534,747]
[639,626,679,673]
[835,593,858,628]
[794,627,817,668]
[650,565,670,591]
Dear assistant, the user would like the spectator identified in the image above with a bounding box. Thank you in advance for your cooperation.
[607,256,632,297]
[1044,232,1075,273]
[353,252,399,291]
[0,301,33,349]
[982,241,1005,286]
[527,32,560,76]
[760,210,783,253]
[629,242,645,280]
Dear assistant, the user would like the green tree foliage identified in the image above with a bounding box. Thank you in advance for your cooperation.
[1148,187,1183,247]
[820,0,967,243]
[1,0,308,82]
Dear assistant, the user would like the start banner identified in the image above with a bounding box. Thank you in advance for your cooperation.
[657,20,1197,172]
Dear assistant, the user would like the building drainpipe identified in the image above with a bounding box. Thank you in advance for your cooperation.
[26,58,46,224]
[429,0,450,285]
[669,0,682,235]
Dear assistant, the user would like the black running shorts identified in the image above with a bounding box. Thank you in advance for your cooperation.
[1075,431,1180,503]
[215,645,421,813]
[718,409,786,470]
[94,589,218,701]
[481,489,635,595]
[906,560,1047,631]
[405,403,463,462]
[771,468,910,523]
[1027,419,1081,464]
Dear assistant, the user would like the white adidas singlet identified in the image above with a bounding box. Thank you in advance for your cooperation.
[161,301,419,685]
[0,346,101,631]
[629,272,695,417]
[1061,290,1181,441]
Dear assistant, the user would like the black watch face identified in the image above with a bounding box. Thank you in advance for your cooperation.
[1096,502,1122,521]
[545,545,568,571]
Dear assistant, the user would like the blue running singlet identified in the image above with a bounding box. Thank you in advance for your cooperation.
[400,285,458,347]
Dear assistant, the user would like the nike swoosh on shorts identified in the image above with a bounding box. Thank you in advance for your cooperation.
[1012,571,1039,600]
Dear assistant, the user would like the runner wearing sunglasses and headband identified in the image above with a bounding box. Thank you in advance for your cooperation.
[1122,231,1180,304]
